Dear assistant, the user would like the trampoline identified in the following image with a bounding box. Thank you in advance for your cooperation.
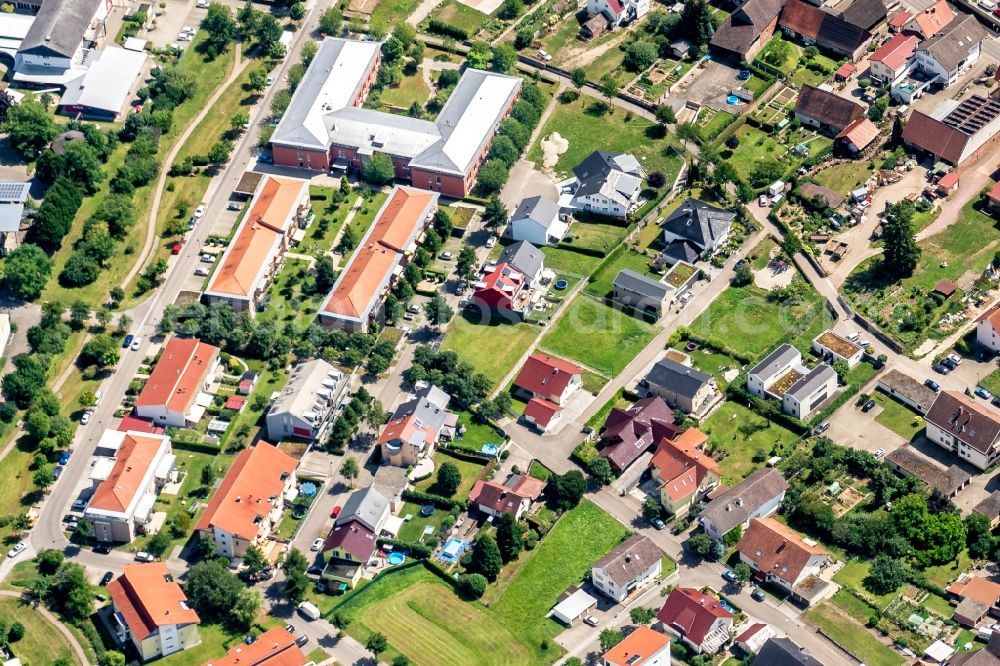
[300,482,318,496]
[420,504,435,517]
[439,537,468,563]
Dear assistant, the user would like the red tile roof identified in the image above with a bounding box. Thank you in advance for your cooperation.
[470,479,532,515]
[869,33,918,71]
[938,171,960,189]
[204,627,309,666]
[107,563,200,641]
[901,110,970,164]
[988,181,1000,204]
[948,576,1000,606]
[605,0,625,14]
[779,0,825,40]
[736,623,769,643]
[976,301,1000,333]
[513,353,583,401]
[116,416,163,434]
[602,626,671,666]
[136,337,219,416]
[507,473,547,500]
[835,63,856,79]
[225,395,247,411]
[933,278,957,296]
[889,9,911,28]
[473,263,524,311]
[196,441,297,540]
[906,0,954,38]
[836,118,880,151]
[322,520,377,562]
[524,397,561,427]
[650,429,717,502]
[89,432,169,513]
[737,517,829,586]
[657,588,733,646]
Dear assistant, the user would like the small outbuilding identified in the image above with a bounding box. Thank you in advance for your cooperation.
[551,587,597,625]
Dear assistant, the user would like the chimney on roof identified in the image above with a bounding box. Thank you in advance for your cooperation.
[236,496,241,502]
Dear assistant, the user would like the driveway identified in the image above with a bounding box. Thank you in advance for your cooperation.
[502,159,559,209]
[672,60,743,111]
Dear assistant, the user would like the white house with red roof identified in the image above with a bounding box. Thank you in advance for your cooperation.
[869,33,918,84]
[107,562,201,662]
[977,302,1000,353]
[649,428,720,516]
[134,337,220,428]
[587,0,650,28]
[523,397,563,433]
[470,473,546,520]
[736,517,834,606]
[657,587,734,654]
[735,623,775,655]
[602,626,671,666]
[513,352,583,405]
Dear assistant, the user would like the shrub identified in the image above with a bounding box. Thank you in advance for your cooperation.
[460,573,488,599]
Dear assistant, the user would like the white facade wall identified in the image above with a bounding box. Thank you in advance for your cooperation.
[592,559,662,602]
[977,320,1000,353]
[925,420,996,470]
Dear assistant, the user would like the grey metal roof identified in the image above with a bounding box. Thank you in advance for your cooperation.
[337,486,388,533]
[18,0,103,58]
[661,198,736,251]
[268,359,343,420]
[658,240,701,265]
[645,358,711,399]
[327,106,439,159]
[58,46,146,114]
[700,467,789,536]
[785,363,836,402]
[572,150,642,181]
[918,14,986,73]
[572,151,644,206]
[512,195,559,228]
[748,344,800,380]
[497,240,544,278]
[752,638,823,666]
[614,269,669,301]
[393,384,452,436]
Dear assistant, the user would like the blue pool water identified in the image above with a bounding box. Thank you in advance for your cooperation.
[726,95,740,105]
[387,552,405,566]
[481,443,499,456]
[439,537,468,563]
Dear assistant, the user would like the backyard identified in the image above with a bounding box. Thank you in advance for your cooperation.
[425,0,488,37]
[813,162,875,195]
[440,311,540,388]
[804,602,905,666]
[379,63,434,110]
[540,295,659,376]
[0,597,79,665]
[871,392,924,441]
[414,449,487,499]
[701,401,801,484]
[564,218,630,254]
[719,124,833,183]
[526,95,683,182]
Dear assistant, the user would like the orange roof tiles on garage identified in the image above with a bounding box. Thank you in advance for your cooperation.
[207,175,307,298]
[603,626,670,666]
[204,627,309,666]
[135,337,219,415]
[196,441,297,540]
[89,433,169,513]
[107,563,200,641]
[322,186,438,322]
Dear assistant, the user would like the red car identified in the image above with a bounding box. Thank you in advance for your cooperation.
[330,505,342,518]
[171,243,182,255]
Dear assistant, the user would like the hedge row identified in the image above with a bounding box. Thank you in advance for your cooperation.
[427,19,470,40]
[401,488,468,510]
[376,537,433,559]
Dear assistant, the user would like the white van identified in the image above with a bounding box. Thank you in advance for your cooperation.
[297,601,321,621]
[981,0,996,11]
[94,389,103,406]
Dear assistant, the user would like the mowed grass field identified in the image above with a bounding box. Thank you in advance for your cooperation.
[0,597,78,665]
[441,311,540,388]
[541,295,658,376]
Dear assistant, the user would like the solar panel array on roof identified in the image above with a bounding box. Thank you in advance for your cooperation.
[0,182,29,203]
[941,95,1000,135]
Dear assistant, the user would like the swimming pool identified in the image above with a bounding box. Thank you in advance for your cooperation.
[387,552,405,566]
[439,537,467,563]
[481,443,499,456]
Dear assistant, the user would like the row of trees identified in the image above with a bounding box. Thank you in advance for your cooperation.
[477,83,548,195]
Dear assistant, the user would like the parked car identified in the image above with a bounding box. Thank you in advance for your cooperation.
[758,195,769,207]
[123,334,134,348]
[295,634,308,647]
[331,505,342,518]
[583,615,600,627]
[932,363,951,375]
[228,202,242,211]
[485,236,497,249]
[925,378,941,392]
[940,357,957,370]
[652,518,665,530]
[976,386,994,400]
[172,243,182,255]
[72,499,88,511]
[538,49,552,62]
[948,353,963,365]
[53,465,63,480]
[194,205,205,218]
[406,305,420,314]
[297,601,321,621]
[200,254,214,263]
[722,569,738,583]
[311,538,324,551]
[861,399,876,412]
[751,587,765,602]
[197,0,210,7]
[6,542,25,558]
[266,76,276,86]
[93,543,112,554]
[813,421,830,435]
[81,411,92,425]
[131,336,142,351]
[64,514,78,524]
[134,551,156,563]
[874,448,885,458]
[440,251,453,261]
[195,267,209,277]
[100,572,114,586]
[59,450,71,465]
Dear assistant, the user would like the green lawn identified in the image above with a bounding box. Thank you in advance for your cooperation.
[980,367,1000,395]
[298,186,352,256]
[528,460,552,481]
[540,296,659,376]
[805,603,905,666]
[440,311,540,388]
[396,501,449,542]
[585,38,629,83]
[834,559,899,609]
[452,411,504,452]
[338,190,391,266]
[526,95,683,181]
[586,388,629,429]
[813,162,876,195]
[414,449,487,499]
[0,597,77,665]
[426,0,488,36]
[368,0,421,32]
[585,249,659,299]
[701,402,800,484]
[720,124,832,183]
[872,393,924,441]
[698,110,737,142]
[686,347,741,384]
[380,65,433,110]
[757,35,801,74]
[687,282,825,360]
[256,257,325,331]
[157,623,246,666]
[541,245,604,281]
[565,219,629,253]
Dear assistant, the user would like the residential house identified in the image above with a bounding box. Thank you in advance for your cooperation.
[510,195,568,245]
[13,0,109,88]
[649,429,720,515]
[469,474,546,520]
[913,14,986,88]
[884,446,971,498]
[602,626,671,666]
[85,431,175,543]
[747,344,837,419]
[794,85,865,135]
[876,368,938,414]
[0,181,29,255]
[736,517,834,606]
[472,263,528,315]
[134,337,220,428]
[319,186,439,332]
[598,396,680,474]
[977,303,1000,353]
[657,587,734,654]
[903,0,953,37]
[265,359,346,444]
[751,637,824,666]
[107,563,200,662]
[948,574,1000,627]
[709,0,784,61]
[735,623,776,655]
[206,627,310,666]
[322,486,390,589]
[371,465,408,512]
[523,397,563,433]
[869,33,919,84]
[612,269,670,319]
[902,95,1000,168]
[271,38,521,197]
[513,352,583,405]
[839,0,889,32]
[778,0,873,61]
[948,633,1000,665]
[658,198,736,266]
[640,357,718,416]
[700,467,789,541]
[924,390,1000,470]
[196,442,298,560]
[378,385,454,467]
[497,240,545,286]
[837,117,881,154]
[569,151,644,219]
[812,330,864,367]
[972,491,1000,529]
[586,0,651,29]
[591,534,666,603]
[203,175,311,315]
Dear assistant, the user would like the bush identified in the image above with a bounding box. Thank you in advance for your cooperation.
[460,573,488,599]
[558,90,580,104]
[427,18,469,40]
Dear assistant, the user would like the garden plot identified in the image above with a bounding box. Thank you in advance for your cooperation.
[748,84,796,129]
